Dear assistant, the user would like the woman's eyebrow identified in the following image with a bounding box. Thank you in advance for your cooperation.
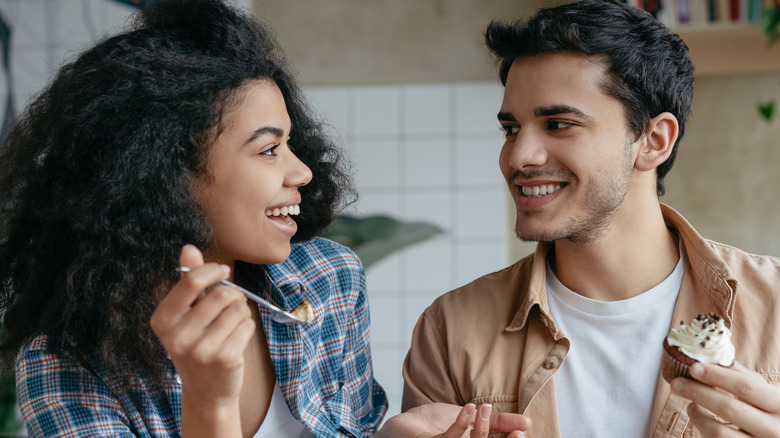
[245,126,284,145]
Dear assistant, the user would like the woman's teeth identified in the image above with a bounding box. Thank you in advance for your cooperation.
[521,184,562,198]
[265,204,301,217]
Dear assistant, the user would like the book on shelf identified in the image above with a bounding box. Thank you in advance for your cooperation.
[625,0,776,28]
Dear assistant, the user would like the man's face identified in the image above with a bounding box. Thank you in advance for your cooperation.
[498,52,638,244]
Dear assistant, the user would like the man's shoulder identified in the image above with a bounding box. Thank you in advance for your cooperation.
[698,238,780,293]
[705,239,780,271]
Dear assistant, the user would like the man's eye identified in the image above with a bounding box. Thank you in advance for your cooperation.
[500,125,519,136]
[548,120,574,130]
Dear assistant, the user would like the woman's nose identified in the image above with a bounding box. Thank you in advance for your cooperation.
[286,150,313,187]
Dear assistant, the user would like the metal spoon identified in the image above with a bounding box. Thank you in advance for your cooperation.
[175,266,310,324]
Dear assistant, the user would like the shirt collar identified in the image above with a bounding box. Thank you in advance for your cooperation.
[660,204,738,324]
[243,260,309,312]
[507,241,561,337]
[505,204,739,333]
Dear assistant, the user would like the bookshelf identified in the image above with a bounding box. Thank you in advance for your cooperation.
[674,23,780,76]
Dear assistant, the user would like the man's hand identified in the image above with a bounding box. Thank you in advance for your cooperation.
[671,360,780,437]
[376,402,531,438]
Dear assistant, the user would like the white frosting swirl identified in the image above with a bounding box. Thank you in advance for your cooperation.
[666,313,735,366]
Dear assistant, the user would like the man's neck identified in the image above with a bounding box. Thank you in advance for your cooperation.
[549,201,679,302]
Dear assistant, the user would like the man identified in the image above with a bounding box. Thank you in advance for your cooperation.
[401,0,780,436]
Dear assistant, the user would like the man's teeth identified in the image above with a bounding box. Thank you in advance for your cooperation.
[265,204,301,217]
[521,184,562,198]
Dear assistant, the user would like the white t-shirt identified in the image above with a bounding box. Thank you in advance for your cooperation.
[253,380,315,438]
[547,248,686,437]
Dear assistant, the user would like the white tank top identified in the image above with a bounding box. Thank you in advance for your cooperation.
[252,380,315,438]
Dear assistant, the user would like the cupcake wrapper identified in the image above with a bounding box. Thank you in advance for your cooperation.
[662,348,691,382]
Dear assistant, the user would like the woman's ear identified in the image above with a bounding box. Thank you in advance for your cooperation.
[635,112,679,172]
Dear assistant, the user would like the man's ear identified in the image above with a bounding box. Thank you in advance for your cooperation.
[635,112,679,172]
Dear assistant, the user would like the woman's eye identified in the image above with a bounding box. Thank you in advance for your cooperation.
[260,145,279,156]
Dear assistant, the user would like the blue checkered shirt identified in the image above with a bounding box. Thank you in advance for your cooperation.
[16,237,387,437]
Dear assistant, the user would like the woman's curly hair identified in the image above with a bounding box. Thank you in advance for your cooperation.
[0,0,353,383]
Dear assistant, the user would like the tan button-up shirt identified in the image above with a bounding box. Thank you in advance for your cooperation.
[402,205,780,437]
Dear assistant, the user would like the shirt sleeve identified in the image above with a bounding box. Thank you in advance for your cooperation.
[401,304,463,411]
[16,339,138,438]
[338,257,388,435]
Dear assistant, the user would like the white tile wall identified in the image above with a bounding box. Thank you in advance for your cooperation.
[303,81,514,419]
[1,0,517,427]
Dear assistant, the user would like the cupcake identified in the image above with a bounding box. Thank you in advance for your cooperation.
[662,313,735,383]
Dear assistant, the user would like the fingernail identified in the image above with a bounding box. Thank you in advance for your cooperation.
[464,403,476,416]
[481,404,492,420]
[220,264,231,276]
[690,363,704,378]
[671,379,683,392]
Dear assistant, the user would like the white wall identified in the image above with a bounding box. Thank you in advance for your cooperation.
[304,83,513,418]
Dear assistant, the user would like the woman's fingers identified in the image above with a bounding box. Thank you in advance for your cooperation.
[152,244,252,364]
[439,403,476,437]
[438,403,529,438]
[470,404,492,437]
[490,411,532,434]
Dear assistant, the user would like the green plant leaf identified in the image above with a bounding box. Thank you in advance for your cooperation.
[320,215,444,269]
[764,8,780,46]
[758,101,775,121]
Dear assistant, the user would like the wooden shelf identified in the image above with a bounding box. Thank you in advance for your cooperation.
[673,24,780,76]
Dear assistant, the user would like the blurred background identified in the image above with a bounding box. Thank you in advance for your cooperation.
[0,0,778,428]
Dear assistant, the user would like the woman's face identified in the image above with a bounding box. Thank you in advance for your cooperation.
[196,79,312,268]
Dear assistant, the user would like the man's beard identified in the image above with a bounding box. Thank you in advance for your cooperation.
[514,148,634,244]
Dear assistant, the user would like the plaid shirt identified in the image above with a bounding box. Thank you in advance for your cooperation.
[16,237,387,437]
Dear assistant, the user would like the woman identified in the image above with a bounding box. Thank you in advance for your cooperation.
[0,0,532,435]
[0,0,385,436]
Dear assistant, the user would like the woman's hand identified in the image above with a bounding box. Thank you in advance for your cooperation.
[376,402,531,438]
[150,245,255,436]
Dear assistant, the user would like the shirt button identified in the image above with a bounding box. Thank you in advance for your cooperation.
[544,356,560,370]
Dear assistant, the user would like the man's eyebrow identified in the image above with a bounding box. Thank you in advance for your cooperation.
[497,112,516,122]
[245,126,284,145]
[534,105,593,120]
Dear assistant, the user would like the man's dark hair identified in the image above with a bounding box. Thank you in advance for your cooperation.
[0,0,353,385]
[486,0,694,196]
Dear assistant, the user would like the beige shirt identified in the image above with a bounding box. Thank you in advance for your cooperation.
[402,204,780,437]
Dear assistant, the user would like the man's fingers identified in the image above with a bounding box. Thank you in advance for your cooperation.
[672,363,780,437]
[691,362,780,414]
[686,402,743,437]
